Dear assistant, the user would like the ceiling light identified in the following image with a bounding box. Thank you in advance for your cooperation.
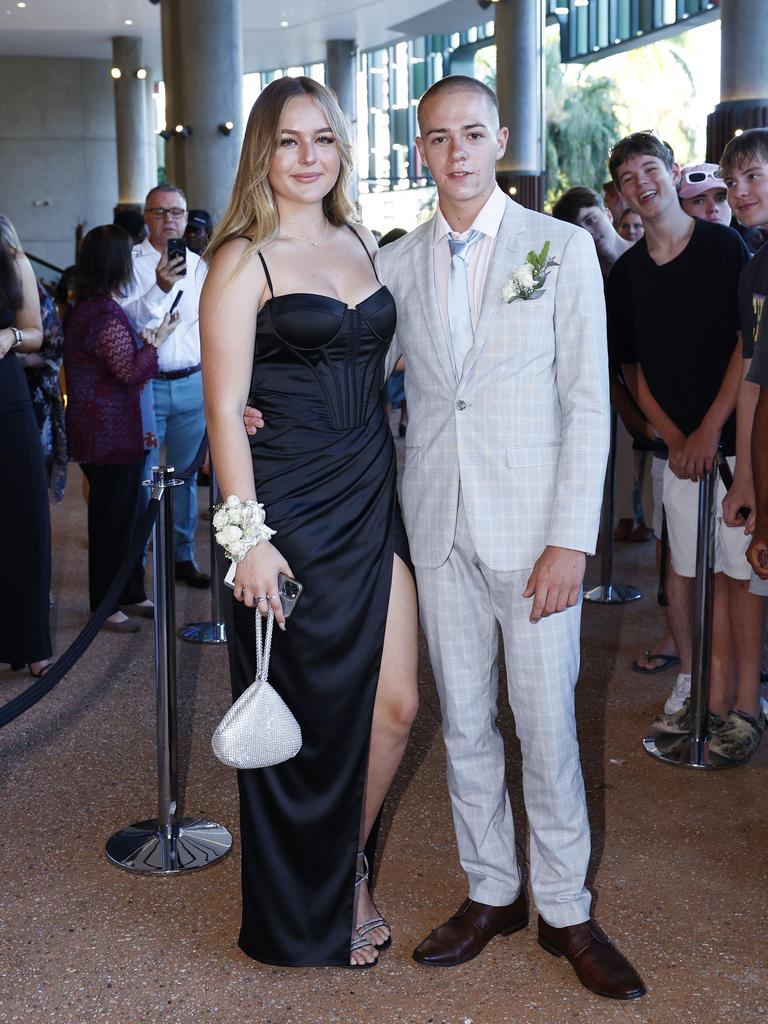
[218,121,235,135]
[554,5,569,13]
[124,18,133,25]
[734,129,744,137]
[508,186,517,195]
[175,124,192,137]
[135,67,148,79]
[280,20,288,27]
[16,2,26,8]
[110,67,122,79]
[574,0,589,6]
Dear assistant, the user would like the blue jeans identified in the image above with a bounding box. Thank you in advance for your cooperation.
[144,372,206,562]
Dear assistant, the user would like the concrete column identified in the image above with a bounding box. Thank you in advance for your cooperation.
[160,0,243,218]
[326,39,358,199]
[721,0,768,103]
[706,0,768,161]
[494,0,545,211]
[326,40,356,126]
[112,36,149,207]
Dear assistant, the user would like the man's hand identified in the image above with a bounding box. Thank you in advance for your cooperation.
[244,404,264,435]
[522,546,586,623]
[155,249,185,293]
[747,530,768,579]
[722,475,756,534]
[668,422,720,481]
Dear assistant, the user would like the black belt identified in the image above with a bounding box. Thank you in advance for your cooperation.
[156,363,201,381]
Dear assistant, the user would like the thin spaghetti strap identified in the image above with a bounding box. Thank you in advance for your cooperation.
[257,251,275,297]
[346,224,380,282]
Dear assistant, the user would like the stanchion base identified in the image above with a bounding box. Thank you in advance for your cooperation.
[178,621,227,644]
[643,733,738,770]
[584,584,643,604]
[105,817,232,874]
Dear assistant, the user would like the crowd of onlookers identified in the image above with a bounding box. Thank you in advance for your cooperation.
[553,129,768,763]
[2,122,768,763]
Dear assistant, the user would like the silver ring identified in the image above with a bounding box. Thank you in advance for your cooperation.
[255,594,268,603]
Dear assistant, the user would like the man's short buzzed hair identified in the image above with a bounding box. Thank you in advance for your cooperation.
[551,186,604,225]
[719,128,768,178]
[608,132,674,188]
[145,182,187,208]
[417,75,498,132]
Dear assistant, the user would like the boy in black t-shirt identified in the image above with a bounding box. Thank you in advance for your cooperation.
[606,132,765,760]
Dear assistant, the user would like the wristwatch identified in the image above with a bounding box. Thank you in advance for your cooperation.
[9,327,23,349]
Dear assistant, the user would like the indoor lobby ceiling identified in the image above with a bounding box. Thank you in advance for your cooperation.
[0,0,486,72]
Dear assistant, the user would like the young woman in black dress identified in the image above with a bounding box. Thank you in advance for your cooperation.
[200,77,419,968]
[0,229,50,677]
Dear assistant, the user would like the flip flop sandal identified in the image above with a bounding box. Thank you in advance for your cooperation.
[631,652,680,675]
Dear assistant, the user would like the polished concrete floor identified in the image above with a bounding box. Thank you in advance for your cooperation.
[1,458,767,1024]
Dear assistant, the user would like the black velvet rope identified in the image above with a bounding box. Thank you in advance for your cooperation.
[174,433,209,482]
[0,432,212,728]
[0,497,160,728]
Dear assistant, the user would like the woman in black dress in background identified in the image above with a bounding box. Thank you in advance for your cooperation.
[0,228,51,677]
[201,77,418,968]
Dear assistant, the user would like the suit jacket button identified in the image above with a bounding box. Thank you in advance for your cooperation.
[456,400,467,411]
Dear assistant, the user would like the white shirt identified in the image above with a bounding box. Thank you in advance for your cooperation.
[120,237,207,372]
[433,185,508,338]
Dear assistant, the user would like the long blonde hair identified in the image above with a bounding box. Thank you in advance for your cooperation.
[207,76,358,267]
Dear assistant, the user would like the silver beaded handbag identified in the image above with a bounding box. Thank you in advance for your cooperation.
[212,608,302,769]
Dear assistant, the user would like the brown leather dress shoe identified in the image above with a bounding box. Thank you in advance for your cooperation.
[174,560,210,588]
[413,893,528,967]
[538,917,646,1000]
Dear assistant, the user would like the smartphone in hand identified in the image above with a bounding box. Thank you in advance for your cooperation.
[167,237,187,276]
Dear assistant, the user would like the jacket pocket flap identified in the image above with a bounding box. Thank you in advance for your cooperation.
[506,444,560,469]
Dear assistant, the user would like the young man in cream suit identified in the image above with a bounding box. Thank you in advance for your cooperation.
[377,77,644,1000]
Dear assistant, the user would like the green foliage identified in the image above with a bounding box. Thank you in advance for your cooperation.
[545,40,621,209]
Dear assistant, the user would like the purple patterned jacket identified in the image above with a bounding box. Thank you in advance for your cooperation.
[63,296,158,465]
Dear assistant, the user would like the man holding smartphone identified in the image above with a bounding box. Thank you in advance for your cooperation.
[121,183,210,588]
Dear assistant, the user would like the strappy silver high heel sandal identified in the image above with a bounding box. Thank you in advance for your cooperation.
[352,852,392,953]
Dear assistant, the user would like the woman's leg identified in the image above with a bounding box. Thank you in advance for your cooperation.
[351,554,419,964]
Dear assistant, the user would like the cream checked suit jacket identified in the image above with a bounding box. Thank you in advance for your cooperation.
[379,197,610,572]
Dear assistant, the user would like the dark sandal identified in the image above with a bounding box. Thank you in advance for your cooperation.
[348,854,380,968]
[632,652,680,675]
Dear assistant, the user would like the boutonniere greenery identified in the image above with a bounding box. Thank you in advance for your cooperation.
[502,241,558,302]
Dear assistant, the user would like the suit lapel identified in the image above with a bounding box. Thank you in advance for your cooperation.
[409,228,456,386]
[461,202,527,383]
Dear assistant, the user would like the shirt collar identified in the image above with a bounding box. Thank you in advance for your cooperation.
[433,185,507,248]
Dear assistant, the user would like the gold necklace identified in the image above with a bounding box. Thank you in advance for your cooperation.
[279,220,330,247]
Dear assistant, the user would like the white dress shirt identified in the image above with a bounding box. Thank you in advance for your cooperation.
[433,185,508,338]
[120,237,207,372]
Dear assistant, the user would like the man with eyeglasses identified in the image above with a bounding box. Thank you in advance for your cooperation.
[121,183,210,589]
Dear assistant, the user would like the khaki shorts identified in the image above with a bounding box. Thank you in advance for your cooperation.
[662,458,751,580]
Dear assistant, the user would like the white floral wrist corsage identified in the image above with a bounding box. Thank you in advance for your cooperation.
[212,495,276,563]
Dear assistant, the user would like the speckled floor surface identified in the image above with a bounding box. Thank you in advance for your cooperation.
[1,450,766,1024]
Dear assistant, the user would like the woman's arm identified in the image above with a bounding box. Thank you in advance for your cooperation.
[200,239,293,628]
[0,253,43,357]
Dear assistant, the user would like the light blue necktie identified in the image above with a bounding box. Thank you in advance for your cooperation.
[447,229,482,381]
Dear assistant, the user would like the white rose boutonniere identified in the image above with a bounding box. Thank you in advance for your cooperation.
[503,241,558,302]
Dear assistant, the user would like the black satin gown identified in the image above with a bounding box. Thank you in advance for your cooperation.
[226,237,411,966]
[0,305,52,667]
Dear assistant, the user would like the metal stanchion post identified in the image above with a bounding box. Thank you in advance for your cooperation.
[106,466,233,873]
[179,461,227,644]
[643,460,735,769]
[584,411,643,604]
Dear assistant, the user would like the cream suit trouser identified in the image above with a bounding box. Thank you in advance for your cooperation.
[415,495,592,927]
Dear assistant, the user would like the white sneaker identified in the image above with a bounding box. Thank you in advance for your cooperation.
[664,672,691,715]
